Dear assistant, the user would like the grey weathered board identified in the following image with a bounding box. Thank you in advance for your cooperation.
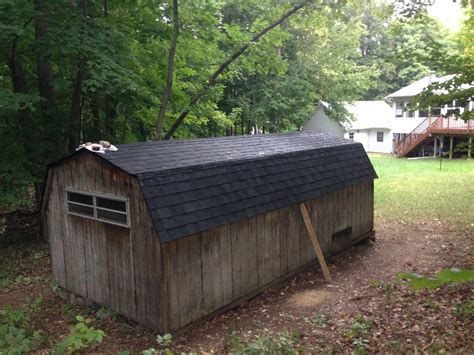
[159,180,374,331]
[44,153,374,333]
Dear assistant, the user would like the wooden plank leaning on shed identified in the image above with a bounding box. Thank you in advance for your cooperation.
[298,202,332,282]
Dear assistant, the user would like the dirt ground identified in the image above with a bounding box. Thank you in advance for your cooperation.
[0,212,473,353]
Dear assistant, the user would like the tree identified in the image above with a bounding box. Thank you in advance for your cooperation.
[412,9,473,121]
[163,0,312,139]
[357,1,459,99]
[155,0,179,140]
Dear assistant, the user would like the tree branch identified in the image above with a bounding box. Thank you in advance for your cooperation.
[163,0,312,140]
[156,0,179,140]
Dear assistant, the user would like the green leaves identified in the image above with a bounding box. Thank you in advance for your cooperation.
[52,315,105,354]
[398,268,474,291]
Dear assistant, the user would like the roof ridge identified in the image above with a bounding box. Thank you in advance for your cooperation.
[135,141,361,178]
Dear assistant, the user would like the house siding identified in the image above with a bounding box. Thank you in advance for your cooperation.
[344,130,369,151]
[367,129,392,153]
[303,105,345,136]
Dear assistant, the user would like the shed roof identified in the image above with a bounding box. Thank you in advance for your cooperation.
[60,132,377,243]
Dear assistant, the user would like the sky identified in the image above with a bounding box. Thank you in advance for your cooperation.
[427,0,465,32]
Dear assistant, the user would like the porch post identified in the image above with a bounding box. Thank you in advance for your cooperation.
[433,135,437,158]
[449,136,453,159]
[469,136,472,160]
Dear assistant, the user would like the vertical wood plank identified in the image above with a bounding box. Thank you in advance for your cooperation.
[257,213,270,286]
[272,208,288,276]
[242,218,258,294]
[300,202,313,265]
[230,220,242,299]
[177,235,203,328]
[201,229,221,314]
[220,224,233,306]
[286,204,301,271]
[106,225,136,319]
[161,241,180,331]
[47,169,67,287]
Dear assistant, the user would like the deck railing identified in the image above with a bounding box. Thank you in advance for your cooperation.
[394,116,473,157]
[430,116,473,133]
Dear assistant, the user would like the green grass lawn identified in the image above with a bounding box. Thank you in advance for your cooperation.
[369,154,474,231]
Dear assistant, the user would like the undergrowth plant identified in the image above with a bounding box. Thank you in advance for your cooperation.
[347,316,374,353]
[0,305,44,354]
[398,268,474,290]
[228,329,301,354]
[52,315,105,354]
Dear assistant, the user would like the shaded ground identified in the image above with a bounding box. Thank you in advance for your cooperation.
[0,210,472,353]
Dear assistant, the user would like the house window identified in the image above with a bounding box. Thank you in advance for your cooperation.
[377,132,384,142]
[403,102,415,118]
[395,102,403,117]
[418,110,428,118]
[349,132,354,140]
[66,189,129,227]
[431,107,441,116]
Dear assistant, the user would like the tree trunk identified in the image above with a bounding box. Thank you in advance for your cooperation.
[68,60,84,152]
[105,95,117,138]
[90,93,101,141]
[163,0,311,140]
[8,39,28,94]
[34,0,55,112]
[156,0,179,140]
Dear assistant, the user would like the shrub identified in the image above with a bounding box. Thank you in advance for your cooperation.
[0,306,44,354]
[398,268,474,290]
[52,315,105,354]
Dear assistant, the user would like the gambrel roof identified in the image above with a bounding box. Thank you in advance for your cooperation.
[51,132,377,243]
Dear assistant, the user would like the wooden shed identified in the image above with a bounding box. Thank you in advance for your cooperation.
[41,132,376,333]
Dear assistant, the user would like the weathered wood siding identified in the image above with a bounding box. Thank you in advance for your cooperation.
[160,179,374,332]
[45,151,374,333]
[44,153,161,329]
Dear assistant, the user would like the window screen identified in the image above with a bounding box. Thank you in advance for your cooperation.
[348,132,354,140]
[67,191,93,205]
[432,107,441,116]
[377,132,384,142]
[66,189,129,227]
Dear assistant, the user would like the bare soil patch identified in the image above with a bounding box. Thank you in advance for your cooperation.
[287,289,333,308]
[0,213,472,353]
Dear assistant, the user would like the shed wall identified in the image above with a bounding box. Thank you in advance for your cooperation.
[160,180,374,332]
[44,153,162,329]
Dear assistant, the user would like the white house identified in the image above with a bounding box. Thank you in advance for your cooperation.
[303,101,393,154]
[385,74,450,140]
[385,74,473,157]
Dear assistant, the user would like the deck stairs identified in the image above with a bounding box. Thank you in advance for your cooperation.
[394,116,473,157]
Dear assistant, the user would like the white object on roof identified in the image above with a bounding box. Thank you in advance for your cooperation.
[76,141,118,154]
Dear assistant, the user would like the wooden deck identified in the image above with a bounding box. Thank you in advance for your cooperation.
[394,116,473,157]
[429,116,473,135]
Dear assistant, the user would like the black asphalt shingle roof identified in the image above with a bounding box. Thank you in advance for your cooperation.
[98,132,377,242]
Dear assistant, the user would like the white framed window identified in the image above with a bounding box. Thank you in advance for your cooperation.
[348,132,354,140]
[66,189,129,227]
[377,132,384,142]
[395,102,403,117]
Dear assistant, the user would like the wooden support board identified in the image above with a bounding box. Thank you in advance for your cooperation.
[298,202,332,282]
